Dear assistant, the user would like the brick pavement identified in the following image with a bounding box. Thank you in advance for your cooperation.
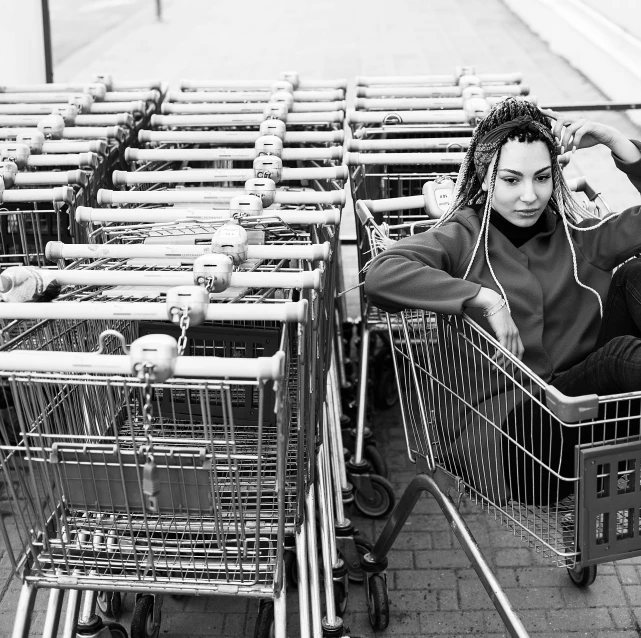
[3,0,641,635]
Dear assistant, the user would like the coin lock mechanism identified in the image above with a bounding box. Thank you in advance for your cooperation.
[229,194,264,219]
[263,102,289,121]
[464,96,491,126]
[259,119,286,140]
[16,131,45,154]
[423,178,455,219]
[245,178,276,207]
[0,144,30,169]
[130,333,178,384]
[0,161,18,189]
[212,220,248,265]
[253,155,282,183]
[192,254,233,292]
[270,91,295,109]
[166,286,209,326]
[255,135,283,158]
[37,114,65,139]
[271,79,295,93]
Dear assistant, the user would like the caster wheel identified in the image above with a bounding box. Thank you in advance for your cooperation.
[130,595,160,638]
[97,591,122,619]
[254,600,275,638]
[353,474,395,518]
[366,574,389,631]
[363,443,389,479]
[106,622,128,638]
[347,536,374,583]
[333,578,348,616]
[567,564,597,587]
[284,549,298,590]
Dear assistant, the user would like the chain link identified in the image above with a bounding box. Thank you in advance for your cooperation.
[142,364,155,460]
[177,306,190,356]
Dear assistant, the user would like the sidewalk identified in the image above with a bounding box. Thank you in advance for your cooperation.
[3,0,641,636]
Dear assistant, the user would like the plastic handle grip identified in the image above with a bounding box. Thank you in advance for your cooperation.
[103,90,160,103]
[49,268,322,290]
[46,241,331,262]
[0,349,285,381]
[0,299,308,324]
[347,109,467,124]
[274,189,346,205]
[126,147,256,162]
[355,200,374,225]
[346,152,465,166]
[14,170,87,187]
[26,152,98,169]
[61,126,124,140]
[89,100,146,114]
[363,195,426,213]
[42,140,107,155]
[137,130,343,145]
[75,113,135,127]
[112,168,252,186]
[0,186,73,203]
[75,206,341,226]
[348,137,470,152]
[281,166,348,182]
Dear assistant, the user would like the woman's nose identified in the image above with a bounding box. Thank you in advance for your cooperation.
[520,181,537,203]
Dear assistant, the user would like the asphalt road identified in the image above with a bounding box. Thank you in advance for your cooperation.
[49,0,163,66]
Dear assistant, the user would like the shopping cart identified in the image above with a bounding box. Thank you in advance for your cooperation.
[0,306,308,638]
[350,164,641,635]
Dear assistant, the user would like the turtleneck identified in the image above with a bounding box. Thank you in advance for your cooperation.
[487,207,548,247]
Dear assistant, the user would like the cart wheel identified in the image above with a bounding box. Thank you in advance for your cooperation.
[366,574,389,631]
[254,600,275,638]
[363,443,389,479]
[97,591,122,619]
[353,474,395,518]
[333,574,349,616]
[284,549,298,589]
[567,564,597,588]
[347,536,374,583]
[106,622,129,638]
[130,595,160,638]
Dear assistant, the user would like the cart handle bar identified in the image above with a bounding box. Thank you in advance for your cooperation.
[0,299,308,324]
[75,206,341,226]
[0,349,285,381]
[46,241,331,263]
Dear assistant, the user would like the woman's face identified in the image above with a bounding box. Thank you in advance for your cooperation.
[483,139,553,227]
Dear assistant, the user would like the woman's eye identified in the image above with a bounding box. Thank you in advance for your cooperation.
[536,174,551,182]
[502,178,518,185]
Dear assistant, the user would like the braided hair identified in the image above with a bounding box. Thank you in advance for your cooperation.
[437,97,608,316]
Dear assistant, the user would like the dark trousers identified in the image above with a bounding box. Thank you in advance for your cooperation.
[503,259,641,506]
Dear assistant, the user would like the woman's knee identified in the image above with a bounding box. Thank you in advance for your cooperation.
[613,258,641,290]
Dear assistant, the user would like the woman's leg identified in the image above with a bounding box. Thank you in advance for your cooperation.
[596,258,641,348]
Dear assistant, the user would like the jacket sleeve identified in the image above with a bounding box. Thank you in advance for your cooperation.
[572,140,641,271]
[363,217,483,314]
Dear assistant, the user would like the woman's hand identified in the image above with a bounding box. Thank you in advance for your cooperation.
[464,287,524,361]
[542,110,641,162]
[486,304,524,363]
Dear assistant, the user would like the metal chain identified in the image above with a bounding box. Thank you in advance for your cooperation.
[142,364,155,460]
[177,306,190,356]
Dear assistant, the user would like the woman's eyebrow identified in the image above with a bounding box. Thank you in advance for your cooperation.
[498,166,552,176]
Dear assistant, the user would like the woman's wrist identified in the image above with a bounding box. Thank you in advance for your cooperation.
[464,287,502,311]
[605,130,641,163]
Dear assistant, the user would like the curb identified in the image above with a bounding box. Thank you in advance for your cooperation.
[502,0,641,127]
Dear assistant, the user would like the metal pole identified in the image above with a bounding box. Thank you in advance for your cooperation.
[41,0,53,82]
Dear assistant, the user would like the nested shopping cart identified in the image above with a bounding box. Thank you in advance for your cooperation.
[0,301,309,638]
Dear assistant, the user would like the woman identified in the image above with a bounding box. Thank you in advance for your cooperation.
[364,98,641,506]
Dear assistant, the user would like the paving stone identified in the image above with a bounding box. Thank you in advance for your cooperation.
[414,549,472,570]
[562,575,626,608]
[418,610,486,634]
